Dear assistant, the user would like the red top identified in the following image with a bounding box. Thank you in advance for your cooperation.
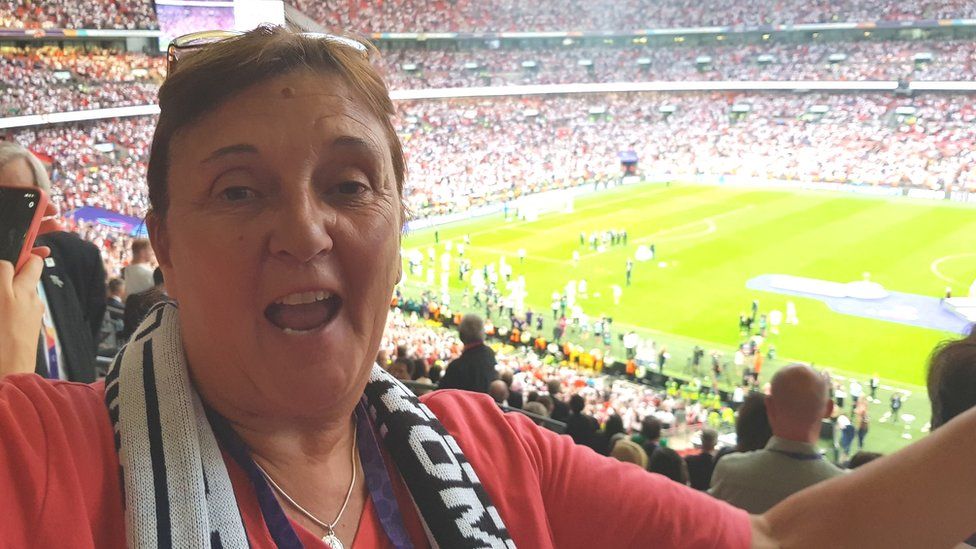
[0,374,750,548]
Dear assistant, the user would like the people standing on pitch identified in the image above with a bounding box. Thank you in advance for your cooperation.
[869,373,880,401]
[709,364,844,513]
[890,392,903,422]
[572,250,580,267]
[855,397,869,450]
[626,259,633,286]
[518,248,526,264]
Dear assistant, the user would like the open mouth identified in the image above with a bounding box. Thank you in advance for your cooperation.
[264,290,342,334]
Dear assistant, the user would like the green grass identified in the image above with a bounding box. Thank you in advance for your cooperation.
[401,182,976,454]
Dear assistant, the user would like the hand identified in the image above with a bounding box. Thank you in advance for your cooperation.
[0,247,50,378]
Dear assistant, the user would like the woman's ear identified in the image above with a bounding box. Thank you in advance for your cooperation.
[146,212,177,297]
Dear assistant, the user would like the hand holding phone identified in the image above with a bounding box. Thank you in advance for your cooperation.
[0,186,48,272]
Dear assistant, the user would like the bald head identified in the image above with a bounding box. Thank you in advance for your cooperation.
[489,380,509,405]
[767,364,832,443]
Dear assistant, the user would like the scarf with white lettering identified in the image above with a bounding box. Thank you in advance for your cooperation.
[105,302,514,548]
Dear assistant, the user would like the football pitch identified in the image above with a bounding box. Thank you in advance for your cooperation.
[403,182,976,387]
[401,182,976,452]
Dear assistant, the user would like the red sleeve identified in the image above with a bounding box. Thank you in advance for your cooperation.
[0,374,124,548]
[422,390,751,549]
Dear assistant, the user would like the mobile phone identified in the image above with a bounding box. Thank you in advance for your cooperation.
[0,186,48,272]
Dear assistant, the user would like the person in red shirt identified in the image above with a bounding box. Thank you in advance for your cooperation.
[3,26,976,549]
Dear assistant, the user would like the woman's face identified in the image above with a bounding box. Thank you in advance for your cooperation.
[151,70,402,422]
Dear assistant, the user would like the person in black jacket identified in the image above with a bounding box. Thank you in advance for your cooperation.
[564,394,598,447]
[685,427,719,490]
[439,314,497,393]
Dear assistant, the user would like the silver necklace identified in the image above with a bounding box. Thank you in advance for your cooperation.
[254,425,358,549]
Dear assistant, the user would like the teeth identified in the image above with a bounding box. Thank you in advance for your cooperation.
[276,290,332,306]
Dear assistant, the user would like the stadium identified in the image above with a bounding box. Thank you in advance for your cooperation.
[2,0,976,545]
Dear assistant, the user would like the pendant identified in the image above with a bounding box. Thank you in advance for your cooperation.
[322,533,344,549]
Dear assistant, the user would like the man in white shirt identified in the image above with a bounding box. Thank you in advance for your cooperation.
[123,238,155,297]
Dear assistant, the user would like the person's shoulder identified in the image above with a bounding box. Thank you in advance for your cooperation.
[1,374,107,417]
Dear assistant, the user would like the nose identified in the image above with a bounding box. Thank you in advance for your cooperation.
[268,190,335,264]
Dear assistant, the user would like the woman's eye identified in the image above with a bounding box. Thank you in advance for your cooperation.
[218,186,258,202]
[336,181,368,195]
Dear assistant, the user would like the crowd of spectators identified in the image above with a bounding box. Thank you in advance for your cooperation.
[0,46,164,116]
[0,0,157,30]
[382,39,976,89]
[291,0,976,33]
[5,39,976,116]
[6,90,976,260]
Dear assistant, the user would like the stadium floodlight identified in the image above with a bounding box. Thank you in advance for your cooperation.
[828,53,848,63]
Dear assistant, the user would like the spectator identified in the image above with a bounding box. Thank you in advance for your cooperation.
[709,364,844,513]
[547,378,570,422]
[716,391,773,463]
[499,369,523,409]
[848,451,883,469]
[0,141,101,382]
[610,438,649,469]
[488,379,510,406]
[122,267,166,339]
[638,415,663,465]
[98,277,125,356]
[439,313,498,393]
[123,238,155,296]
[649,446,690,485]
[564,394,598,446]
[591,414,626,456]
[685,427,719,490]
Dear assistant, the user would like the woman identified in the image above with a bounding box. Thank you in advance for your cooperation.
[3,26,976,548]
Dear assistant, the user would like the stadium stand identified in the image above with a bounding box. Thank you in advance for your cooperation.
[0,0,158,30]
[288,0,976,32]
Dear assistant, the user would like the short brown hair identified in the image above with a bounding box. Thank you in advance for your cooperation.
[146,26,405,220]
[927,328,976,429]
[131,238,151,256]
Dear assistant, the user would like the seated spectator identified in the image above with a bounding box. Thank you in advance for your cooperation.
[716,391,773,463]
[564,394,598,447]
[547,378,570,422]
[685,427,719,490]
[122,238,155,296]
[439,313,497,393]
[709,364,844,513]
[638,415,663,467]
[522,400,550,426]
[98,277,126,356]
[122,267,167,339]
[591,414,626,456]
[649,446,690,485]
[610,438,649,469]
[489,379,510,406]
[500,369,523,409]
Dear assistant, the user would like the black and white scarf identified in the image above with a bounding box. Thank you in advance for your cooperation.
[105,302,515,548]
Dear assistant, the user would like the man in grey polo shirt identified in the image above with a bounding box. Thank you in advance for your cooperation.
[709,363,844,513]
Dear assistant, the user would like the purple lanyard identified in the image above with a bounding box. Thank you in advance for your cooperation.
[207,400,414,549]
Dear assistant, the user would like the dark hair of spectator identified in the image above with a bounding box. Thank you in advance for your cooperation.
[848,451,883,469]
[147,25,404,221]
[411,358,427,380]
[927,328,976,429]
[569,394,585,414]
[153,267,165,287]
[641,416,662,442]
[735,392,773,452]
[427,365,442,384]
[603,414,624,436]
[108,278,125,294]
[648,446,688,484]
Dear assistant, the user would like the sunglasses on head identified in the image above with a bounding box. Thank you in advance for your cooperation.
[166,29,371,74]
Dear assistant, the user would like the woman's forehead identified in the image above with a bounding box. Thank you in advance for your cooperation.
[174,71,389,159]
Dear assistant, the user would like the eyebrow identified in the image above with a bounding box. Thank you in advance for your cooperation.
[331,135,381,156]
[201,143,259,164]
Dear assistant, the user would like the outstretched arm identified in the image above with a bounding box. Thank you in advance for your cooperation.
[754,404,976,548]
